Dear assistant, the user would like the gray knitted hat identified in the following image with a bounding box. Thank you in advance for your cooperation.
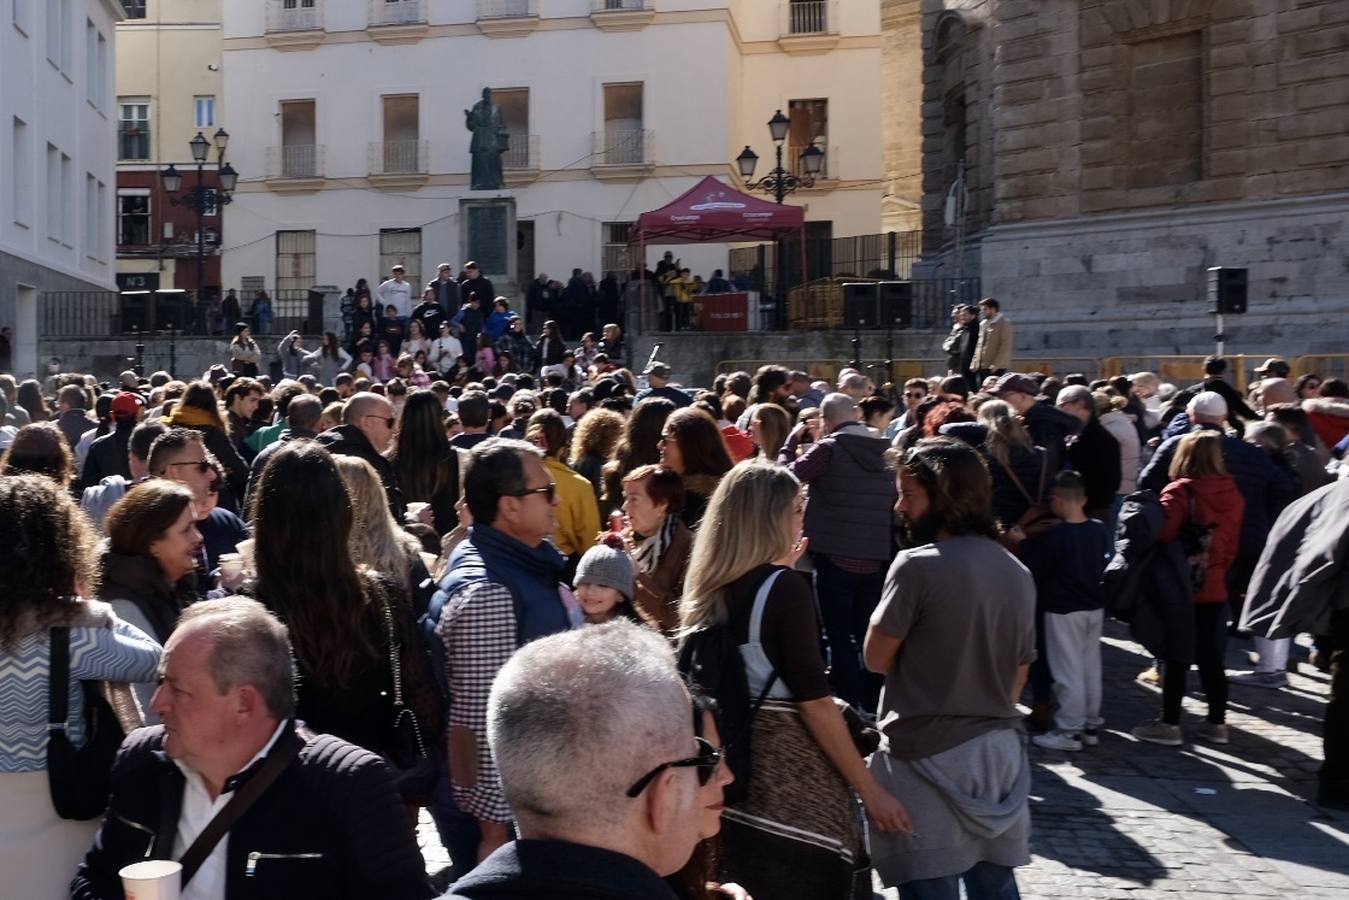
[575,540,635,601]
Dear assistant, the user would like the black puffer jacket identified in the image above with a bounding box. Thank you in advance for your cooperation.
[71,723,433,900]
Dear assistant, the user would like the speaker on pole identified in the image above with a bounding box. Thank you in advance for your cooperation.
[842,282,878,328]
[880,281,914,329]
[1207,267,1247,315]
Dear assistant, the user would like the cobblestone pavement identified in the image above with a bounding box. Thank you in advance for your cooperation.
[418,621,1349,899]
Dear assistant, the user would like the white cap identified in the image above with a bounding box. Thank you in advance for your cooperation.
[1187,390,1229,421]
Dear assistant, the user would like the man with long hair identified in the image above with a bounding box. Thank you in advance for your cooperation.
[863,437,1036,898]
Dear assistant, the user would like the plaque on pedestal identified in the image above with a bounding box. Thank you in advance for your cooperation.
[460,198,517,298]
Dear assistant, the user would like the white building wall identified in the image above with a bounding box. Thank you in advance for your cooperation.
[1,0,121,376]
[1,0,120,286]
[219,1,881,297]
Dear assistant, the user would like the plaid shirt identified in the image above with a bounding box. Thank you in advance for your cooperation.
[435,580,517,823]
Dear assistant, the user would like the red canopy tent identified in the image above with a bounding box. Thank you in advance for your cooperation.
[632,177,807,331]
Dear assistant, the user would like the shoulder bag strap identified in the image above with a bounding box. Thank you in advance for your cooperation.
[1034,452,1049,503]
[746,568,785,716]
[381,594,405,709]
[996,457,1035,507]
[48,627,71,733]
[177,728,303,887]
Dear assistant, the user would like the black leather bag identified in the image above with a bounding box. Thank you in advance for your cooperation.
[380,597,436,797]
[47,626,128,820]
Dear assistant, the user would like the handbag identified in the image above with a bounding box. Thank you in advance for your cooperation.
[1176,492,1215,594]
[46,626,129,821]
[380,595,435,795]
[999,452,1059,543]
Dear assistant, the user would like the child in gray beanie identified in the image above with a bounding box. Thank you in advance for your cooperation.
[573,534,639,625]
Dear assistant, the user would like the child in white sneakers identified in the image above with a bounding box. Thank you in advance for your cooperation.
[1018,471,1111,751]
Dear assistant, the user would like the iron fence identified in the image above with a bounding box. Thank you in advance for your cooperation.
[38,289,326,339]
[729,230,923,296]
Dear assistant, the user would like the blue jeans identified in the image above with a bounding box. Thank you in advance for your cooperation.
[899,862,1021,900]
[427,759,481,876]
[812,553,885,712]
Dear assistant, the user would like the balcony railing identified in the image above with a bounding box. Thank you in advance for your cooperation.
[592,0,651,10]
[502,134,540,170]
[787,142,835,179]
[478,0,536,18]
[593,129,653,166]
[267,144,324,180]
[266,0,322,32]
[784,0,834,35]
[368,139,429,175]
[369,0,425,27]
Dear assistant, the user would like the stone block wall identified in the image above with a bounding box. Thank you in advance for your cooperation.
[882,0,925,232]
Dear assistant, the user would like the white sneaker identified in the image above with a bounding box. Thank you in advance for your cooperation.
[1032,731,1083,752]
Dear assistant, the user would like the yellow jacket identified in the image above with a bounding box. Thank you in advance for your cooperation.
[544,456,601,558]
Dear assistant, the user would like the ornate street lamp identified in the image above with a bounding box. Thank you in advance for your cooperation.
[161,132,239,322]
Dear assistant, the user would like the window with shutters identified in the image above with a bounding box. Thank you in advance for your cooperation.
[276,230,316,292]
[379,228,422,289]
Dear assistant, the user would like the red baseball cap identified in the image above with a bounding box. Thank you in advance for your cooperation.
[111,391,144,418]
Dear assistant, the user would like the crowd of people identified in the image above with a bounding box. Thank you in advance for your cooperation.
[1,305,1347,900]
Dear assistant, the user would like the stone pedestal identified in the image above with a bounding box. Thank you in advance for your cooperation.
[460,198,517,299]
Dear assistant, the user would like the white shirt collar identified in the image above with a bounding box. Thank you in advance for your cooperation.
[172,719,289,795]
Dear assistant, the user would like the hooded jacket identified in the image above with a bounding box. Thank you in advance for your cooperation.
[1098,409,1142,494]
[1021,403,1081,474]
[1158,475,1245,604]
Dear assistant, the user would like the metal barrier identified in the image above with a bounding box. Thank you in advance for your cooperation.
[38,289,325,339]
[714,357,1109,386]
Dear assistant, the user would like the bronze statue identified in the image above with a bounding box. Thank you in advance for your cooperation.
[465,87,508,191]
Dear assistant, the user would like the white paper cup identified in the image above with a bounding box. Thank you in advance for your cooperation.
[405,501,429,524]
[217,553,243,581]
[120,860,182,900]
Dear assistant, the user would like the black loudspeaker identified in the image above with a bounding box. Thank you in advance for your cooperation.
[880,281,914,328]
[842,282,878,327]
[1207,267,1247,315]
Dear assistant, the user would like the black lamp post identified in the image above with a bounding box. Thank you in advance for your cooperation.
[735,110,824,328]
[161,129,237,324]
[735,109,824,204]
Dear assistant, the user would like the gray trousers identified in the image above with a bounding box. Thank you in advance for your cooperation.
[1043,609,1105,733]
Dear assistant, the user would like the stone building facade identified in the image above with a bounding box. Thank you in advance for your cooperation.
[881,0,925,232]
[919,0,1349,359]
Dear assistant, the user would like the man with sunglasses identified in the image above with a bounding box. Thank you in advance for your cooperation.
[147,428,248,574]
[443,621,715,900]
[315,391,405,520]
[426,438,579,874]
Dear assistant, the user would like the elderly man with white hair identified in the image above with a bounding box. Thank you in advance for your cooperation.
[443,621,723,900]
[1140,391,1298,621]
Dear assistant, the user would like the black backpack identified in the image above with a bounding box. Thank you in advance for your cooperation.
[677,570,781,805]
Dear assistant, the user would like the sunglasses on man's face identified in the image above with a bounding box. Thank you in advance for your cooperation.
[625,737,723,798]
[166,460,212,475]
[509,483,556,503]
[363,414,396,429]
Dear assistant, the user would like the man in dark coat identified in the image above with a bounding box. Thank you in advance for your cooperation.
[988,373,1081,473]
[779,392,896,711]
[1056,385,1122,520]
[79,391,143,489]
[72,599,432,900]
[1240,478,1349,809]
[459,261,495,315]
[314,392,405,519]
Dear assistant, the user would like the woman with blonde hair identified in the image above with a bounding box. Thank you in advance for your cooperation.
[1133,431,1244,747]
[332,455,429,608]
[680,461,910,900]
